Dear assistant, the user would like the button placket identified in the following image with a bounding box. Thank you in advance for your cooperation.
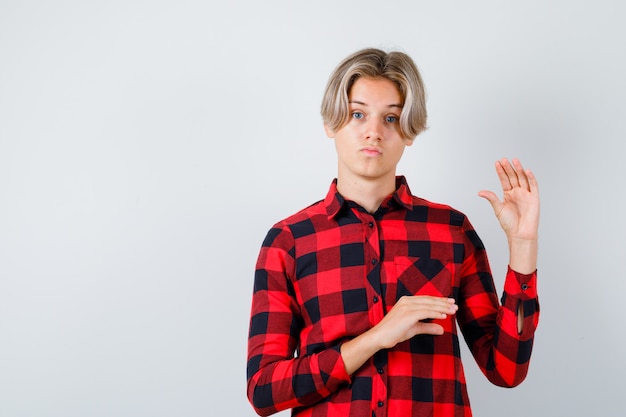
[363,215,383,323]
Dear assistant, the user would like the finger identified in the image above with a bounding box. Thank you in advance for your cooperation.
[526,168,539,194]
[512,158,530,191]
[398,296,458,317]
[477,190,503,216]
[415,322,445,336]
[419,296,458,310]
[400,295,457,306]
[499,158,520,189]
[495,159,513,191]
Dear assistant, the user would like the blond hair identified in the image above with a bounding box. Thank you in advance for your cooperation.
[321,48,427,139]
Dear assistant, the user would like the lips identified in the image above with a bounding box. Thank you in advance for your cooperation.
[361,146,382,156]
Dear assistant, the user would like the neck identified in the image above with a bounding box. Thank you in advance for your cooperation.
[336,173,397,214]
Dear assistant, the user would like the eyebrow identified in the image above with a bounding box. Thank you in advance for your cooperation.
[349,100,403,109]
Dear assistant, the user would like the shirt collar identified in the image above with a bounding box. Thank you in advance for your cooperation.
[324,176,415,219]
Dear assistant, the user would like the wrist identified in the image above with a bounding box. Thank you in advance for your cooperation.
[340,328,383,375]
[508,237,538,274]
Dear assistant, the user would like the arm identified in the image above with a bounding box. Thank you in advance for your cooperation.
[456,256,539,388]
[478,158,540,330]
[457,158,540,387]
[246,226,350,416]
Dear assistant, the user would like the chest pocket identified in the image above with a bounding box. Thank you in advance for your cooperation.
[393,256,453,300]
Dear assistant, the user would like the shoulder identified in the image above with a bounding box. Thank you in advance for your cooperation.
[273,199,327,229]
[261,199,327,246]
[409,195,469,228]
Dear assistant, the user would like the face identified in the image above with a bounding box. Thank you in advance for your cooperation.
[324,76,414,185]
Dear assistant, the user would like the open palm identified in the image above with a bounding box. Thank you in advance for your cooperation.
[478,158,540,241]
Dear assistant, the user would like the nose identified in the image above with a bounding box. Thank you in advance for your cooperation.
[364,118,383,141]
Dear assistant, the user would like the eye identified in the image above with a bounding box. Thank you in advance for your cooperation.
[351,111,364,120]
[385,115,398,123]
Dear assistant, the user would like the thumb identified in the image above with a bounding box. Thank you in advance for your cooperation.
[478,190,502,214]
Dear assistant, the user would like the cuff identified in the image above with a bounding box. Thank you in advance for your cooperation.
[504,265,538,300]
[315,345,352,392]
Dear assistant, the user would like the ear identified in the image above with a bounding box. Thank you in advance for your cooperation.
[323,124,335,138]
[404,136,416,147]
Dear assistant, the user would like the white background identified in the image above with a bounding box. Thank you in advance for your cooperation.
[1,1,624,416]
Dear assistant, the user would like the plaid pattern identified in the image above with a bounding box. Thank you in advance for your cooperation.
[247,177,539,417]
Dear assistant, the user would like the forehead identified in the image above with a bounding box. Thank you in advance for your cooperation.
[348,77,403,105]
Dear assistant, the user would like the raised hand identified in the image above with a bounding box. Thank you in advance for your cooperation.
[478,158,540,273]
[478,158,540,241]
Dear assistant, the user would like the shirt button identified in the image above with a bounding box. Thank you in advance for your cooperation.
[368,222,374,228]
[521,283,528,290]
[371,259,377,266]
[377,368,384,374]
[377,400,384,407]
[373,296,379,303]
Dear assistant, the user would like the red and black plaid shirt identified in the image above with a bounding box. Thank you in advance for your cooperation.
[247,177,539,417]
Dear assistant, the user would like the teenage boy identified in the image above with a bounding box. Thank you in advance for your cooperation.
[246,48,540,417]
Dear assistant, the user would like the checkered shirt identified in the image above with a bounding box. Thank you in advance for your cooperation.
[247,176,539,417]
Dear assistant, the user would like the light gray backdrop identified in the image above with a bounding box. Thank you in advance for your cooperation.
[1,1,624,416]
